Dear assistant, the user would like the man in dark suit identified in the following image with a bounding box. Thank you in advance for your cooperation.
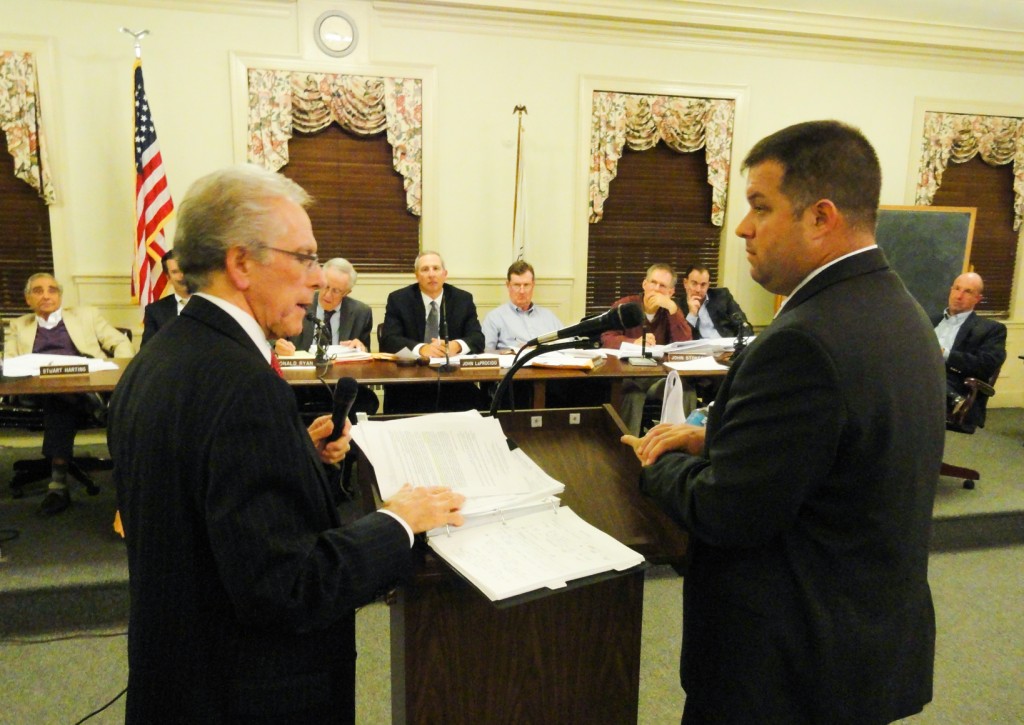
[380,250,484,357]
[140,249,190,346]
[380,251,485,412]
[274,257,372,355]
[108,164,465,724]
[623,121,943,723]
[932,271,1007,429]
[680,264,752,339]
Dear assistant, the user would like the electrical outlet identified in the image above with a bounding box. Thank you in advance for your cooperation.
[531,415,543,428]
[569,413,581,425]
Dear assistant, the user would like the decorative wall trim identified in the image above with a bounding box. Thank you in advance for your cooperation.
[374,0,1024,72]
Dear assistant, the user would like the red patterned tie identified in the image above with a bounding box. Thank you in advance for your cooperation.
[270,350,284,378]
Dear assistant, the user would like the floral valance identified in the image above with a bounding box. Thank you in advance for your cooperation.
[916,111,1024,231]
[590,92,735,226]
[248,69,422,215]
[0,51,55,204]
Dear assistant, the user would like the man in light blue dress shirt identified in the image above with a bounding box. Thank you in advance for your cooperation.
[482,260,563,352]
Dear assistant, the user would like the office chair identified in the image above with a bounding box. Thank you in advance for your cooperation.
[3,327,133,499]
[940,362,1002,490]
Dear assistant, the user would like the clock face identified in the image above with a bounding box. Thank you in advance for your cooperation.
[314,10,358,58]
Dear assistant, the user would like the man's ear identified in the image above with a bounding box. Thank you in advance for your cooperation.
[224,245,253,291]
[808,198,840,238]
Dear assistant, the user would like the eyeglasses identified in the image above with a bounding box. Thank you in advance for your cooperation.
[268,246,319,271]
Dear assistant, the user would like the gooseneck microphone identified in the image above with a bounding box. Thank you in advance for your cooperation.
[525,302,645,346]
[306,310,328,364]
[731,311,751,356]
[325,376,358,443]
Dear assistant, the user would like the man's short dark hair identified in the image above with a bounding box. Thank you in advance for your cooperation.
[683,265,709,280]
[742,120,881,231]
[160,249,175,275]
[507,260,535,281]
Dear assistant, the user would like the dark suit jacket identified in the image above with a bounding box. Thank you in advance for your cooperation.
[641,249,943,723]
[108,296,412,724]
[930,310,1007,429]
[289,292,373,351]
[380,282,484,354]
[140,294,180,347]
[688,287,752,338]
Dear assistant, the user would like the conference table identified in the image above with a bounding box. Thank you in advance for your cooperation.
[0,353,726,411]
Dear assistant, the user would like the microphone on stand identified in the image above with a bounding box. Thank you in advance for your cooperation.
[438,296,457,373]
[306,310,328,366]
[731,311,751,355]
[524,302,645,347]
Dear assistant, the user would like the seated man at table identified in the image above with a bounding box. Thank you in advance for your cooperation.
[932,271,1007,428]
[601,263,692,435]
[483,260,563,352]
[275,257,372,355]
[276,258,378,424]
[141,250,191,346]
[681,264,752,339]
[6,273,134,515]
[380,251,485,413]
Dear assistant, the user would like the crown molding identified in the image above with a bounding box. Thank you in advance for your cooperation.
[60,0,296,18]
[373,0,1024,71]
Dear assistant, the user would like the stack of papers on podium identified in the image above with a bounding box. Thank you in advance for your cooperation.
[351,410,644,601]
[428,506,644,602]
[325,345,372,362]
[1,353,119,377]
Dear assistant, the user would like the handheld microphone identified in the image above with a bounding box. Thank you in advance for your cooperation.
[325,376,358,443]
[526,302,644,346]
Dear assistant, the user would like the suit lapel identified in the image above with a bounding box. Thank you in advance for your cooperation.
[777,248,889,318]
[951,311,977,350]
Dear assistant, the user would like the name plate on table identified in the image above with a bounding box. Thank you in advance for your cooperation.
[40,364,89,376]
[278,358,316,368]
[460,357,500,369]
[664,352,711,363]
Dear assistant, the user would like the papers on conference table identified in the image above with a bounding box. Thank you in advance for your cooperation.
[351,410,643,601]
[1,353,119,377]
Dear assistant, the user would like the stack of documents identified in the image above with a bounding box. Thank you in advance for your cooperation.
[351,410,644,601]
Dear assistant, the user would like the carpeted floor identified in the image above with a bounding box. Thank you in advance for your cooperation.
[1,410,1022,723]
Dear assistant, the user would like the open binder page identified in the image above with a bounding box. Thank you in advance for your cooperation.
[351,411,536,500]
[428,507,644,602]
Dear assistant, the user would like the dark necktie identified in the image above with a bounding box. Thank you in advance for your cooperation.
[323,309,336,345]
[425,300,439,342]
[270,350,284,378]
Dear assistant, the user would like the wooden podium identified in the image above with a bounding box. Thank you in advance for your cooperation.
[357,405,689,724]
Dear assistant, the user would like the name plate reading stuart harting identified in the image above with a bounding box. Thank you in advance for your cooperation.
[40,364,89,376]
[278,358,317,368]
[460,357,500,369]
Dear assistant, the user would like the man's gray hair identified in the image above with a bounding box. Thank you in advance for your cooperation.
[174,164,312,292]
[25,273,62,296]
[323,257,357,288]
[414,250,445,271]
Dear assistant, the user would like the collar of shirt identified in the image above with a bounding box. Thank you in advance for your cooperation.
[943,308,971,324]
[420,290,443,313]
[35,307,64,330]
[175,294,189,311]
[509,301,534,315]
[776,245,877,317]
[194,292,273,364]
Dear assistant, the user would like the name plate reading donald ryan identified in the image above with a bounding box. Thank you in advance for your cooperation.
[277,358,317,368]
[460,357,500,369]
[40,364,89,376]
[664,352,709,363]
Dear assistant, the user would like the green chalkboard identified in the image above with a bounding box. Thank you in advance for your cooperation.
[875,206,975,320]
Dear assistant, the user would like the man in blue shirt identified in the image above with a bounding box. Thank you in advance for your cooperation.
[482,260,563,352]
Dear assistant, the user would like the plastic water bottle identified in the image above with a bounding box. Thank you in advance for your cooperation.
[685,406,709,427]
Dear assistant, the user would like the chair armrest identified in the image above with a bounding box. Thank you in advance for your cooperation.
[963,377,996,398]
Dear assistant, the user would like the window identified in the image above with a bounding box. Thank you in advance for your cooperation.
[0,141,54,317]
[280,125,419,272]
[586,144,721,315]
[930,156,1017,315]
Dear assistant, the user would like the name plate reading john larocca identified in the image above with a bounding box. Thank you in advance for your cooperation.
[460,357,500,369]
[278,358,317,368]
[40,364,89,376]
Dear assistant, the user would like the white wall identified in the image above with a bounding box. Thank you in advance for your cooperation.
[3,0,1023,402]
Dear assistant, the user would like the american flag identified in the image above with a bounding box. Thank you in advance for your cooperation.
[132,60,174,306]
